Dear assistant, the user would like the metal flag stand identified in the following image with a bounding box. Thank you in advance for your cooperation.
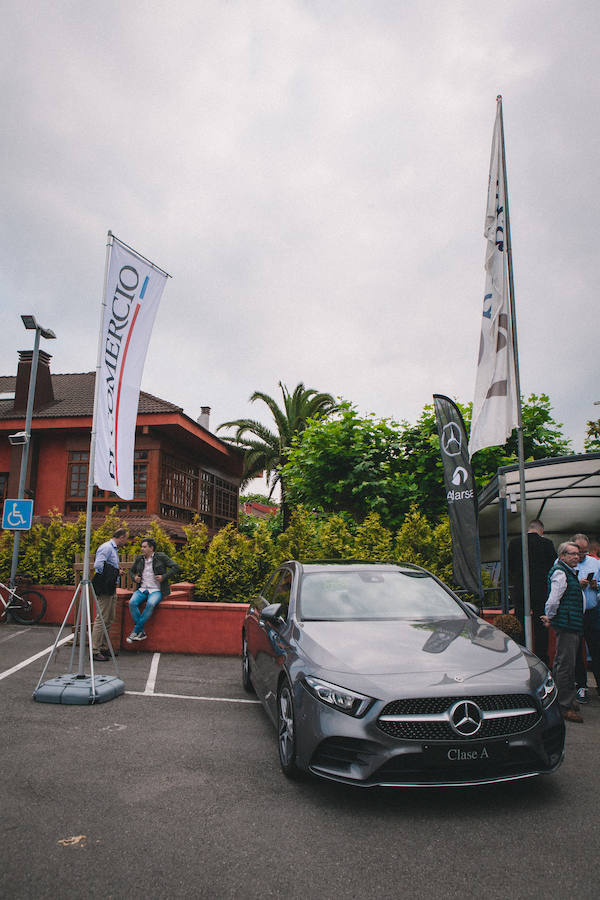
[33,232,124,704]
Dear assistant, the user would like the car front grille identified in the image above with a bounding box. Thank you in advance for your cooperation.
[377,693,540,741]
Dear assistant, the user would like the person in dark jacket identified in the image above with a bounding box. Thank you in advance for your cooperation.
[541,542,584,723]
[127,538,180,643]
[508,519,556,662]
[91,528,129,661]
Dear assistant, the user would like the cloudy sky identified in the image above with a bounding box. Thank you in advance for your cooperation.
[2,0,599,483]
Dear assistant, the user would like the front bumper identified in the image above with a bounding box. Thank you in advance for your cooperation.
[293,681,565,788]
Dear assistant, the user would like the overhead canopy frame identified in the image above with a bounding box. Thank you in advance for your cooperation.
[477,452,600,610]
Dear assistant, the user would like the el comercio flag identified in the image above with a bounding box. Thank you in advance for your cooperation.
[94,235,169,500]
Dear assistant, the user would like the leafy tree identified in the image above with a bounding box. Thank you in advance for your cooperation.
[284,394,571,527]
[284,402,413,530]
[218,382,339,527]
[584,417,600,452]
[240,493,279,507]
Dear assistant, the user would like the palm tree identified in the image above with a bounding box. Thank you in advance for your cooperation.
[218,382,339,528]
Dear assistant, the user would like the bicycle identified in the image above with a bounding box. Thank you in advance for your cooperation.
[0,576,47,625]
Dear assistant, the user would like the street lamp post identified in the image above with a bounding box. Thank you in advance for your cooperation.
[8,315,56,590]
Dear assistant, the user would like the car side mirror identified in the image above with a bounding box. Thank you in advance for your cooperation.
[260,603,283,623]
[464,601,480,616]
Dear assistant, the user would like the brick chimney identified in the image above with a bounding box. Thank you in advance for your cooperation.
[197,406,211,430]
[13,350,54,410]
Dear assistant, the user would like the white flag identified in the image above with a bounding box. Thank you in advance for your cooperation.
[94,236,168,499]
[469,98,518,456]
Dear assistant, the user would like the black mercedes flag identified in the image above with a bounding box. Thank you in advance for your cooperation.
[433,395,483,599]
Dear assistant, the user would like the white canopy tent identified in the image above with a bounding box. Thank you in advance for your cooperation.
[477,453,600,608]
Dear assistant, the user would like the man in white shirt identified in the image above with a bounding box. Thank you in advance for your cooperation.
[127,538,180,643]
[571,534,600,703]
[541,542,585,723]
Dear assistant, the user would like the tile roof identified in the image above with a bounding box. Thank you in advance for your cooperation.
[0,372,182,420]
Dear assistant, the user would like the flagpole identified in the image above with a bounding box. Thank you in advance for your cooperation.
[497,96,532,650]
[76,230,114,679]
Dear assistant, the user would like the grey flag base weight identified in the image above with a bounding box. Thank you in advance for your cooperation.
[33,579,124,704]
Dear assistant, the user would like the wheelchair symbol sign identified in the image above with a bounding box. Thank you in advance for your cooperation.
[2,499,34,530]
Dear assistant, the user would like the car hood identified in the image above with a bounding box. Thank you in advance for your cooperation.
[297,617,531,692]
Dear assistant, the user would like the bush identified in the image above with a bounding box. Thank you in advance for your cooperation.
[176,516,209,584]
[316,512,355,559]
[196,524,255,603]
[353,512,394,561]
[274,507,320,563]
[0,502,481,603]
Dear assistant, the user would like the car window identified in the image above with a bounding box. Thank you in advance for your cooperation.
[298,570,468,621]
[257,570,282,609]
[271,570,293,621]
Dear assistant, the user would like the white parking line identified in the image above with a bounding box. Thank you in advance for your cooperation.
[144,653,161,695]
[126,690,260,704]
[0,634,73,682]
[0,628,28,646]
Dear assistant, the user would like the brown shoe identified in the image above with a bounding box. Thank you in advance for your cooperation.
[563,709,584,723]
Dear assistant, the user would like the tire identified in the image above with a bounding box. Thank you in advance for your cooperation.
[277,680,301,779]
[11,589,47,625]
[242,634,254,694]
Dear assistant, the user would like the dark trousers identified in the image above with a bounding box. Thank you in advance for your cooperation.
[552,627,580,712]
[575,612,600,691]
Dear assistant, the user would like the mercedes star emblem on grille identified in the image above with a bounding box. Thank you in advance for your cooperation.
[449,700,483,736]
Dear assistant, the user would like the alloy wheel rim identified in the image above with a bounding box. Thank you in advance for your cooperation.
[278,687,294,764]
[242,638,249,679]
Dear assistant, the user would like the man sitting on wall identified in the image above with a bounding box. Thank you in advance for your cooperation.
[126,538,180,644]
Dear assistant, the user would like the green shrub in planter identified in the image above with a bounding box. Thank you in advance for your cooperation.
[196,524,255,603]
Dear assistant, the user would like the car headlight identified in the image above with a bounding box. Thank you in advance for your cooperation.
[304,676,374,717]
[536,670,557,708]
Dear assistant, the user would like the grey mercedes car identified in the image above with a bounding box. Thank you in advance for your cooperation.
[241,561,565,787]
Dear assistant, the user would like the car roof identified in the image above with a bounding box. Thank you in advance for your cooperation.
[284,560,428,576]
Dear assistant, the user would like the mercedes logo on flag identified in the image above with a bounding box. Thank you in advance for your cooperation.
[441,421,462,457]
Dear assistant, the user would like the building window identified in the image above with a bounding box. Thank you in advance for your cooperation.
[68,451,89,498]
[160,454,199,522]
[214,476,238,523]
[196,470,238,529]
[133,450,148,498]
[66,450,148,513]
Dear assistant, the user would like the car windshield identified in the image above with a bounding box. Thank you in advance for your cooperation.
[298,570,468,621]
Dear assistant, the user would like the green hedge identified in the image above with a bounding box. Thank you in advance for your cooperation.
[0,504,482,603]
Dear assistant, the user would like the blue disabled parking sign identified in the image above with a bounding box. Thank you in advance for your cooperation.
[2,499,34,530]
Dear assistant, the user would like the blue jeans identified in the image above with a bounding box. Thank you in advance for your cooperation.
[129,589,162,634]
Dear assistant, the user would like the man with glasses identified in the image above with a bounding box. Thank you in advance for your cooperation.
[541,542,585,722]
[571,534,600,704]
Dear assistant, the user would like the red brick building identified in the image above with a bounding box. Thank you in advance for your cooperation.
[0,350,244,541]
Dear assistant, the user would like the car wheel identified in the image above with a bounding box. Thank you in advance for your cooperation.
[242,634,254,694]
[277,680,300,778]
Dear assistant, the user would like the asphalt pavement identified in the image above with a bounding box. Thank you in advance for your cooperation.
[1,622,599,900]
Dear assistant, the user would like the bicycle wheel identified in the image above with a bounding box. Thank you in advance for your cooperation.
[11,589,47,625]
